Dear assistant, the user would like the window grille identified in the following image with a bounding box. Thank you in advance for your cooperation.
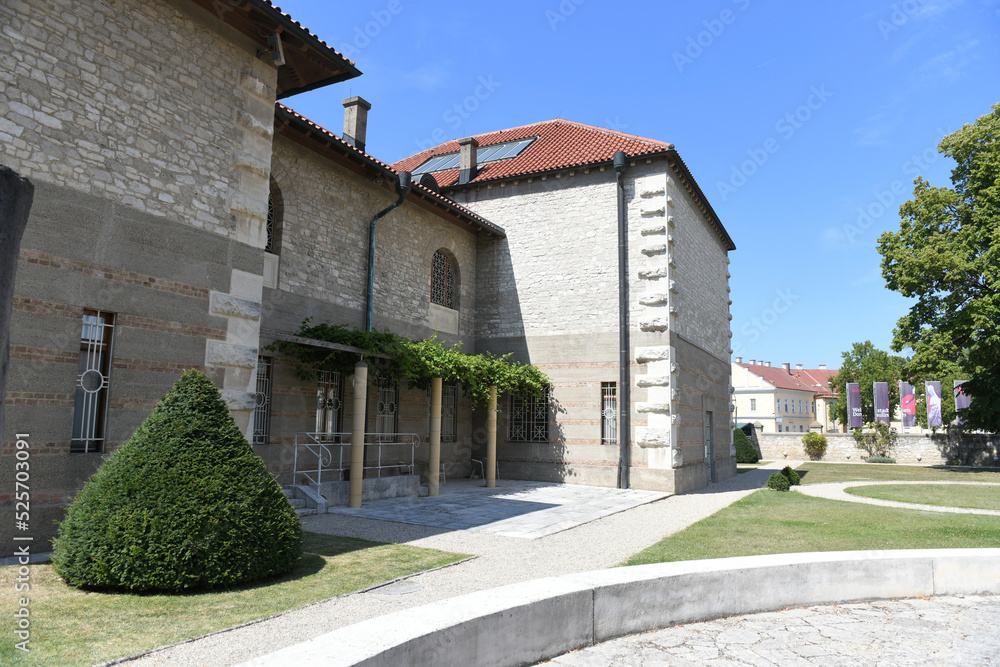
[251,357,272,445]
[750,398,757,411]
[71,310,115,454]
[265,192,276,253]
[375,377,399,441]
[316,370,342,437]
[601,383,617,445]
[507,390,549,442]
[427,383,458,442]
[430,249,455,309]
[704,411,714,461]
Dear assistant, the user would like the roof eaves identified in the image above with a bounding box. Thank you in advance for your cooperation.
[273,104,505,238]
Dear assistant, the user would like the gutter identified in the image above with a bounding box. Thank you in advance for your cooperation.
[365,171,411,332]
[614,151,631,489]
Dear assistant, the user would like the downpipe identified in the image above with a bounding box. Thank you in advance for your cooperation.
[614,151,631,489]
[365,171,411,332]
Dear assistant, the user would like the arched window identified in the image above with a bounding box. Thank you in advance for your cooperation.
[430,249,456,309]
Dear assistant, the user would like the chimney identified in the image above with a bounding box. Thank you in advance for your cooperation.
[458,136,478,185]
[735,356,743,363]
[342,96,371,153]
[819,364,827,370]
[796,363,803,371]
[782,362,791,373]
[764,361,771,367]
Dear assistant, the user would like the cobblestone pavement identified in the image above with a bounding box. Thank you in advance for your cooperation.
[544,595,1000,666]
[795,481,1000,516]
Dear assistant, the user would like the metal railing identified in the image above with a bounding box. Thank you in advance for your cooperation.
[293,432,420,485]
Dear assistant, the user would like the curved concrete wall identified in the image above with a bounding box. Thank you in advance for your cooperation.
[245,549,1000,666]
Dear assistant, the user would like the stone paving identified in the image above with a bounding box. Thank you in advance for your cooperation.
[325,479,670,538]
[543,595,1000,666]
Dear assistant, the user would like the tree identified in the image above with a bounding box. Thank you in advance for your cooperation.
[902,331,965,429]
[830,341,907,426]
[52,370,301,592]
[878,104,1000,432]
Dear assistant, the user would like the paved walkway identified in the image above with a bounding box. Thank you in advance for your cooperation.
[130,463,789,666]
[543,594,1000,666]
[795,480,1000,516]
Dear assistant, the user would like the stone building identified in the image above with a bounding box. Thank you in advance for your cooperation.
[1,0,736,555]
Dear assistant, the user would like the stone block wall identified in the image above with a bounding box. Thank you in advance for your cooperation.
[268,137,478,344]
[758,431,1000,466]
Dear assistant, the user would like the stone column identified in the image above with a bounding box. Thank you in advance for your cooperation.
[428,376,442,497]
[349,361,368,508]
[0,166,34,438]
[486,385,497,488]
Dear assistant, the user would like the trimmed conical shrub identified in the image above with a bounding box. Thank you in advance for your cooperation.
[734,427,759,463]
[52,370,301,592]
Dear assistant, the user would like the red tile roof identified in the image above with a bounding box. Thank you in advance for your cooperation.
[275,103,504,238]
[736,363,839,397]
[391,119,674,187]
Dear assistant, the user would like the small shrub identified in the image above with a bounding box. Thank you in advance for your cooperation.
[766,472,790,491]
[781,466,801,486]
[866,456,897,464]
[52,370,302,592]
[852,421,897,458]
[734,427,759,464]
[802,432,827,460]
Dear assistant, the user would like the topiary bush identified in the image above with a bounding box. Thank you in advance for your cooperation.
[802,432,827,460]
[734,427,759,464]
[52,370,301,592]
[865,456,897,464]
[766,472,790,491]
[781,465,801,486]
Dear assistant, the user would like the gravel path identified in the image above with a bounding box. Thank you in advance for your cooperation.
[125,464,787,666]
[795,480,1000,515]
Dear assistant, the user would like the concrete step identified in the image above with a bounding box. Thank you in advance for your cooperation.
[287,497,306,509]
[281,487,295,499]
[296,507,317,518]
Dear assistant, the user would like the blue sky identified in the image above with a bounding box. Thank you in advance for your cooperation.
[275,0,1000,370]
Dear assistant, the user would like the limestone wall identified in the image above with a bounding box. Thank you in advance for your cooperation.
[758,431,1000,466]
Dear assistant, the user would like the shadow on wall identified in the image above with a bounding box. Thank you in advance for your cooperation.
[932,430,999,467]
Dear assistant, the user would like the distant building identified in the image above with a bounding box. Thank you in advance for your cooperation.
[732,360,840,433]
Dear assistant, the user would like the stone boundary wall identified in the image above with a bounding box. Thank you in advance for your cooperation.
[244,549,1000,666]
[757,432,1000,466]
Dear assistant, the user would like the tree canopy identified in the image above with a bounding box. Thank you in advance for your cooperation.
[878,103,1000,432]
[830,340,907,426]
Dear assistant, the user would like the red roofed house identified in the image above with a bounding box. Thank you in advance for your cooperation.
[2,0,737,555]
[393,122,738,493]
[732,359,841,434]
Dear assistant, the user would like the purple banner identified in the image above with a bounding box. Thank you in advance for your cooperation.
[847,383,863,429]
[926,381,943,428]
[955,380,970,425]
[873,382,890,424]
[899,381,916,428]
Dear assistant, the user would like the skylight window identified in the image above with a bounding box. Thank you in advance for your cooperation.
[412,137,536,175]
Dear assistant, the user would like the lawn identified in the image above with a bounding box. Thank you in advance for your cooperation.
[624,489,1000,566]
[845,483,1000,511]
[736,461,772,474]
[0,532,467,666]
[795,462,1000,485]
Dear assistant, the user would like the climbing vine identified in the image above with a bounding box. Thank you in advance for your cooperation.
[274,319,550,408]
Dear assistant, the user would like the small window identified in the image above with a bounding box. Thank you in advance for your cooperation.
[316,370,343,439]
[784,399,789,413]
[375,377,399,441]
[778,425,782,433]
[265,180,282,255]
[430,249,456,309]
[71,310,115,453]
[750,398,757,412]
[601,383,617,445]
[427,383,458,443]
[508,390,549,442]
[704,411,714,461]
[251,357,272,445]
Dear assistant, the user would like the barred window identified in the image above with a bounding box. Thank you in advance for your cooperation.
[601,383,617,445]
[427,383,458,442]
[316,370,343,437]
[251,357,272,445]
[375,376,399,441]
[507,390,549,442]
[430,249,455,309]
[71,310,115,454]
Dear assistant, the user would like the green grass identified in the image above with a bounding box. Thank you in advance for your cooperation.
[0,532,467,666]
[736,461,772,473]
[624,489,1000,566]
[846,483,1000,511]
[796,462,1000,485]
